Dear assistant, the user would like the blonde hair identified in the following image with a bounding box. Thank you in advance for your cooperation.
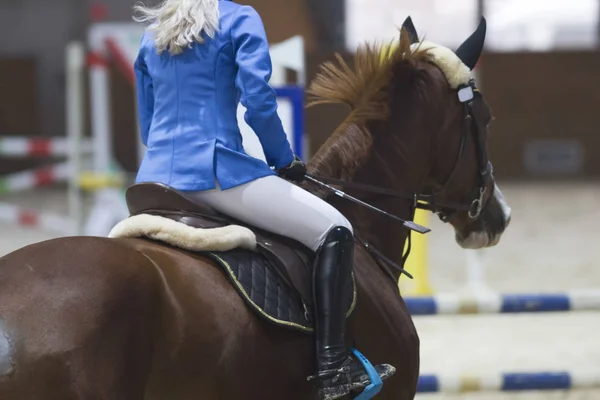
[133,0,220,55]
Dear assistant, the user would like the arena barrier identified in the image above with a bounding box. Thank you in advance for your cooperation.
[0,201,72,234]
[0,137,92,157]
[405,290,600,315]
[0,163,69,195]
[0,41,91,235]
[417,371,600,393]
[406,283,600,393]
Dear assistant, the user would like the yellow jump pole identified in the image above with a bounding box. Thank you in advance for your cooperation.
[398,208,433,296]
[78,171,125,192]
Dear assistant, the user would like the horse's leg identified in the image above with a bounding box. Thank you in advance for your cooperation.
[0,237,158,400]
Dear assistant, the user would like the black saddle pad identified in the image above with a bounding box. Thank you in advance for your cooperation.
[204,249,357,334]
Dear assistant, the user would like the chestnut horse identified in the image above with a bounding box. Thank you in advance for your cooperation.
[0,18,510,399]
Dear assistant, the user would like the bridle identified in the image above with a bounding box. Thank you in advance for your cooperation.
[305,80,496,280]
[309,79,494,226]
[421,81,494,222]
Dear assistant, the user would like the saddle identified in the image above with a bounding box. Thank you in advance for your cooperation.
[124,183,356,334]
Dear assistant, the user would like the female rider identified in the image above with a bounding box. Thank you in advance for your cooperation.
[133,0,395,398]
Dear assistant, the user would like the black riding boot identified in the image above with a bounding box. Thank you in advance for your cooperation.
[309,226,396,400]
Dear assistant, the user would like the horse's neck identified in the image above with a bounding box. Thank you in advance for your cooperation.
[308,118,432,280]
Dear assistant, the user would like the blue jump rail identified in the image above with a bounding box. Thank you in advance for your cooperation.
[404,291,600,316]
[417,371,600,393]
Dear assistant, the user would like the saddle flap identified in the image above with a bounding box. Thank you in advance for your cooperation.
[126,183,218,217]
[205,249,357,334]
[254,233,315,307]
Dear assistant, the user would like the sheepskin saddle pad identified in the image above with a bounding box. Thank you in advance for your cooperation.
[108,182,356,334]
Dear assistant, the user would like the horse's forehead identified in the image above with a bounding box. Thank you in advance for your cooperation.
[410,41,472,89]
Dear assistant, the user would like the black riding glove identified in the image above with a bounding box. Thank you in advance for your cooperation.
[276,155,307,183]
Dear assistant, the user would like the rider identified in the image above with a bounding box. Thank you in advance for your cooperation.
[132,0,395,398]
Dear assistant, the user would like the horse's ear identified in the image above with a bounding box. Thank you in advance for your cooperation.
[400,16,419,44]
[455,16,487,70]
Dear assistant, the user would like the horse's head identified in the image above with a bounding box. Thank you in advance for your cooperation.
[395,17,511,249]
[307,17,511,252]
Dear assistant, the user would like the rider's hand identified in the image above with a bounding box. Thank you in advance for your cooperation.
[276,155,307,183]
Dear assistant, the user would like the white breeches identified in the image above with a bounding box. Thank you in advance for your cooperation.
[184,175,353,251]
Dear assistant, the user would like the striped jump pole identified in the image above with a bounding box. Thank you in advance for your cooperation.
[418,371,600,393]
[0,137,93,157]
[0,163,70,194]
[405,291,600,315]
[0,202,73,234]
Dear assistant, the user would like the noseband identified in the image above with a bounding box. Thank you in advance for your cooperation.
[311,79,494,224]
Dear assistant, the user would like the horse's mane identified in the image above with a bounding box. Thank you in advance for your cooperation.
[306,29,431,180]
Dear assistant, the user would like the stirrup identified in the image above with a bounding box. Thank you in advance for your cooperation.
[307,349,385,400]
[349,348,383,400]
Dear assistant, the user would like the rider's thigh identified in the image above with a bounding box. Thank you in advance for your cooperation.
[185,175,352,251]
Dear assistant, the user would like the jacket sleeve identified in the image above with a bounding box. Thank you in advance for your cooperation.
[231,5,294,169]
[134,47,154,148]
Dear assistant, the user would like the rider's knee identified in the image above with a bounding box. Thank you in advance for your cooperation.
[333,214,353,236]
[324,223,354,245]
[313,212,353,250]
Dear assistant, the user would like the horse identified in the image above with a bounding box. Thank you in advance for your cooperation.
[0,17,510,400]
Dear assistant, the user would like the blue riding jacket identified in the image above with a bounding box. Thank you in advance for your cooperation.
[133,0,294,191]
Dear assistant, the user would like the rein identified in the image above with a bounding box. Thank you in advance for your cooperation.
[304,175,430,234]
[304,174,416,279]
[306,174,473,213]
